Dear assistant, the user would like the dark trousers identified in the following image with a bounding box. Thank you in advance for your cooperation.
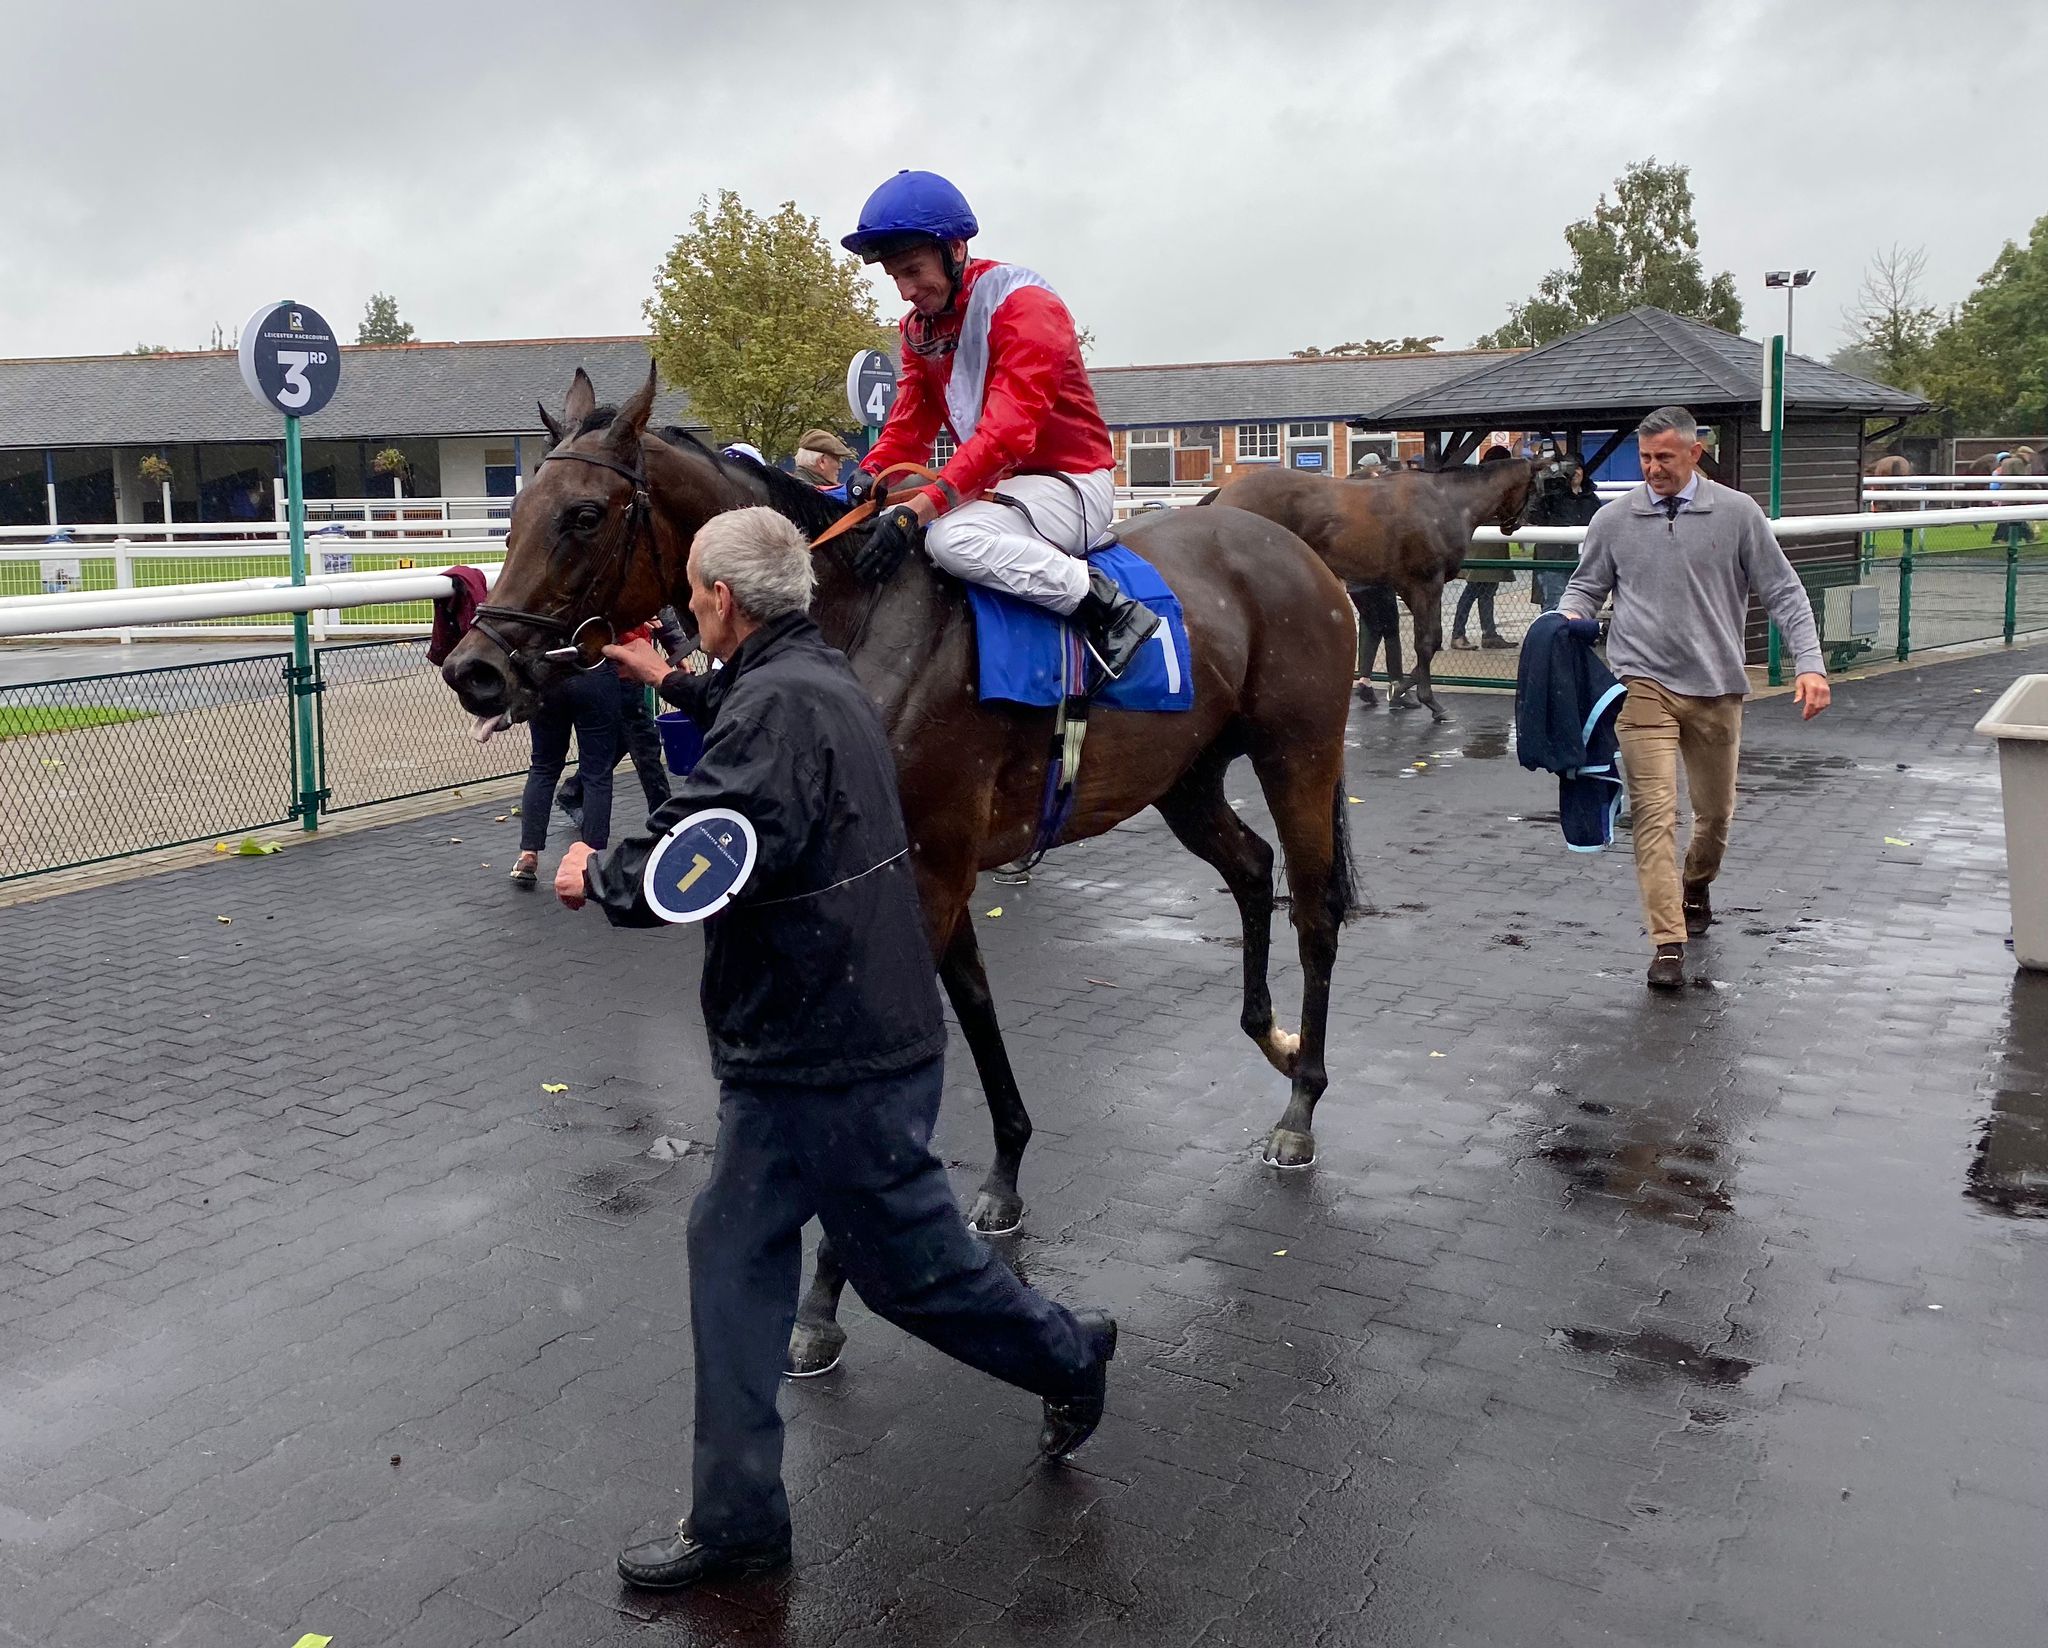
[1350,583,1402,679]
[1452,580,1501,638]
[689,1055,1094,1548]
[519,666,620,852]
[557,677,671,827]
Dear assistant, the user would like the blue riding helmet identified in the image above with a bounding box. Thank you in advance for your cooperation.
[843,170,978,263]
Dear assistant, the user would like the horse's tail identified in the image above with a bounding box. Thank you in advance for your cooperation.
[1328,779,1364,924]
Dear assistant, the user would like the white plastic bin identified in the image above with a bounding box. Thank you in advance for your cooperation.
[1975,673,2048,970]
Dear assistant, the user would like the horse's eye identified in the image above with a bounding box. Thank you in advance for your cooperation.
[570,504,604,532]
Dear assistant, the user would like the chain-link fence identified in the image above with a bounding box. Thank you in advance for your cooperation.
[0,642,533,881]
[0,653,298,879]
[317,639,529,812]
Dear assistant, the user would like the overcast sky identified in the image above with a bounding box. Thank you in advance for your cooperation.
[4,0,2039,370]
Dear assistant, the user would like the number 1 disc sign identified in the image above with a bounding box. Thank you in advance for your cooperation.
[239,301,342,418]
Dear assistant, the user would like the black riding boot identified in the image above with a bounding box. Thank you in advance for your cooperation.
[1076,566,1161,680]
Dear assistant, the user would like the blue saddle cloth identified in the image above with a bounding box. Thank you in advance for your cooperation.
[964,542,1193,711]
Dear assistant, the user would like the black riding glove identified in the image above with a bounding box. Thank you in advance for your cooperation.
[844,469,887,510]
[854,504,922,585]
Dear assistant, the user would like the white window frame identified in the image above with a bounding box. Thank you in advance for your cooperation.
[932,430,957,465]
[1236,423,1280,461]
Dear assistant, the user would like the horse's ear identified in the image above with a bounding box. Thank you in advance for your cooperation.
[537,401,564,447]
[608,360,659,450]
[562,368,597,427]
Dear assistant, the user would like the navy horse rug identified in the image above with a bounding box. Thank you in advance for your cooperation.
[964,543,1194,711]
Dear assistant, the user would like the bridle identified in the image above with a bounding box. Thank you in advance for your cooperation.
[472,447,658,678]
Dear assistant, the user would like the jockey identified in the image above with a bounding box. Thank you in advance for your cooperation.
[841,170,1160,678]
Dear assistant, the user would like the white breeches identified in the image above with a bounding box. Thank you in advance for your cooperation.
[922,469,1114,615]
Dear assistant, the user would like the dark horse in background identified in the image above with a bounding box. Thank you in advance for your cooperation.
[441,368,1363,1374]
[1202,459,1534,719]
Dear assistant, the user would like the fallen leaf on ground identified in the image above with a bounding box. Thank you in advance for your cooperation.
[985,907,1003,918]
[235,839,279,855]
[1273,1250,1288,1257]
[541,1083,569,1094]
[494,814,509,823]
[1884,837,1913,847]
[1084,977,1118,987]
[215,915,232,925]
[1347,796,1364,804]
[1429,1051,1446,1058]
[213,841,230,853]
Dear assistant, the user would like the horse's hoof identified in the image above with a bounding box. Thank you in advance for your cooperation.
[967,1190,1025,1235]
[785,1321,846,1379]
[1262,1129,1318,1170]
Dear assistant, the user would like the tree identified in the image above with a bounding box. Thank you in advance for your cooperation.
[1292,337,1442,358]
[357,293,416,345]
[1837,245,1939,389]
[126,342,172,355]
[645,191,881,457]
[1920,213,2048,433]
[1476,159,1742,349]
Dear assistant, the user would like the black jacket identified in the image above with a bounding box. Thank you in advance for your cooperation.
[583,612,945,1085]
[1515,611,1627,852]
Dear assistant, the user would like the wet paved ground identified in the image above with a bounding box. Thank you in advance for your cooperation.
[3,644,2046,1647]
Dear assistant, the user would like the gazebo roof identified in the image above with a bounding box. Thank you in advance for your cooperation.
[1368,307,1930,427]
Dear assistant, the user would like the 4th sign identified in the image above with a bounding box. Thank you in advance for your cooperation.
[846,349,898,431]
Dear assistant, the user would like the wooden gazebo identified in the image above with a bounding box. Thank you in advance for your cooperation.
[1368,306,1930,587]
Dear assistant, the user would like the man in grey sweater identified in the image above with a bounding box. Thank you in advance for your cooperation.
[1560,407,1831,990]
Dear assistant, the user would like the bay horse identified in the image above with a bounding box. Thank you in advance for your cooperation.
[1202,459,1534,719]
[440,367,1363,1374]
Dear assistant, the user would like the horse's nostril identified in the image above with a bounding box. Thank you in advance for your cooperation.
[443,655,507,708]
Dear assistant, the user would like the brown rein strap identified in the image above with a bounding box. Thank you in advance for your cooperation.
[808,462,953,552]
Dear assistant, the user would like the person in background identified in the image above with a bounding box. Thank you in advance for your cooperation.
[1351,450,1384,478]
[794,428,858,493]
[1530,461,1602,613]
[556,607,691,833]
[1449,444,1514,650]
[507,659,625,889]
[1349,583,1402,706]
[1558,406,1830,991]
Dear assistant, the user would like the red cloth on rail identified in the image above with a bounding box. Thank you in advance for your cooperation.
[426,566,490,665]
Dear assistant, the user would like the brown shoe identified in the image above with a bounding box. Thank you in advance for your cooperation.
[1646,943,1686,991]
[1682,880,1712,936]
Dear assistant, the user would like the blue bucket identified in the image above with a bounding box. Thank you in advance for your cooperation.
[656,710,704,775]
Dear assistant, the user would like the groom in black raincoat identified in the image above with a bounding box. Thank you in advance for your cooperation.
[553,505,1116,1592]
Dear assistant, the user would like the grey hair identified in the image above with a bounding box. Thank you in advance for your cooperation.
[1637,405,1699,443]
[689,505,816,620]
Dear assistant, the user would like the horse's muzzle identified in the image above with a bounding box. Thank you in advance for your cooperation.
[442,643,520,720]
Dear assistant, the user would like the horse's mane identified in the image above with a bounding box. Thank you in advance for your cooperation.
[648,424,851,540]
[1413,457,1530,482]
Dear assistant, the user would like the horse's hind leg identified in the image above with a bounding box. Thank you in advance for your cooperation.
[788,1236,849,1377]
[941,918,1034,1235]
[1395,579,1449,721]
[1249,743,1352,1168]
[1154,751,1293,1078]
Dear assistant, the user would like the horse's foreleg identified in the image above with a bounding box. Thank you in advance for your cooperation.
[1155,757,1287,1071]
[941,918,1033,1235]
[788,1234,849,1377]
[1251,753,1349,1169]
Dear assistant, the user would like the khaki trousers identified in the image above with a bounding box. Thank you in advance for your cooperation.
[1615,678,1744,948]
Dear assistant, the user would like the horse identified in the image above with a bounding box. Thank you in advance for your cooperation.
[440,366,1364,1374]
[1201,459,1535,719]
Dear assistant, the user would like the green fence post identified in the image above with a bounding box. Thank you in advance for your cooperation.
[2007,533,2021,644]
[1897,538,1914,662]
[284,415,321,832]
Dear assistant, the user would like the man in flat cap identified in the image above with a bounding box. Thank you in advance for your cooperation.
[793,428,857,493]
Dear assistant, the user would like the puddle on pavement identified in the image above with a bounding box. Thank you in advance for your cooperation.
[1551,1325,1754,1386]
[1965,973,2048,1218]
[1533,1110,1733,1227]
[1735,751,1858,795]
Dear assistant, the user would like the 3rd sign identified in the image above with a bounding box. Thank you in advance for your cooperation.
[239,300,341,419]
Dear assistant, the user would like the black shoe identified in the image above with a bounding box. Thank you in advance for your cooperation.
[1646,943,1686,991]
[616,1521,790,1591]
[1682,880,1712,936]
[1040,1310,1117,1461]
[1076,568,1160,680]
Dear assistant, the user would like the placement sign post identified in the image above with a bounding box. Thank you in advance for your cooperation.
[846,348,899,446]
[240,300,341,831]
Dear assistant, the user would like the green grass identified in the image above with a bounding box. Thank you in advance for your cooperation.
[1863,521,2048,559]
[0,706,152,739]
